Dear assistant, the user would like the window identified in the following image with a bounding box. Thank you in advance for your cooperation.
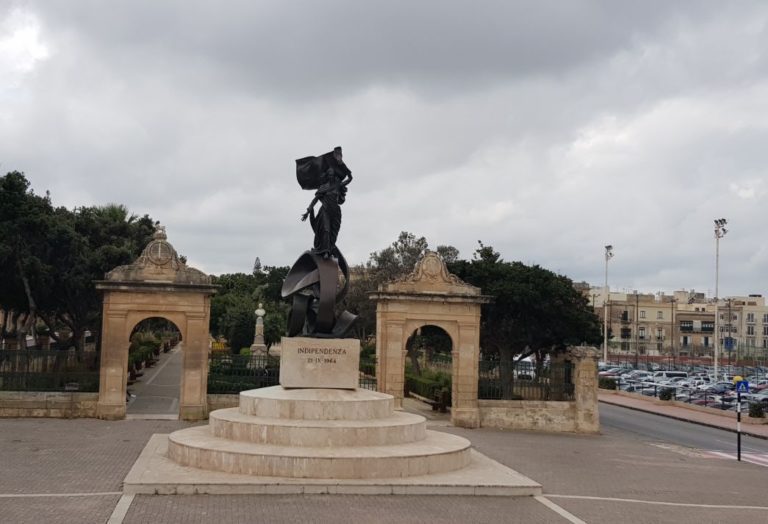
[747,325,755,335]
[620,328,631,339]
[621,311,629,322]
[702,321,714,332]
[657,311,663,320]
[763,326,768,336]
[680,320,693,332]
[763,314,768,324]
[639,327,646,339]
[747,313,755,323]
[640,310,646,319]
[656,328,663,340]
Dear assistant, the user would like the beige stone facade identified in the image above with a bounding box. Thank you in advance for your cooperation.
[370,251,491,428]
[590,287,768,360]
[94,228,216,421]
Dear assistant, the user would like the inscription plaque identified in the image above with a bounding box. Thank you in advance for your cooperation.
[279,337,361,389]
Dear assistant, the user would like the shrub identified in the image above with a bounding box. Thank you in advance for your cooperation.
[659,388,673,401]
[749,402,765,418]
[598,377,617,390]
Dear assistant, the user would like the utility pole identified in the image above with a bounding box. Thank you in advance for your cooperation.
[603,245,614,364]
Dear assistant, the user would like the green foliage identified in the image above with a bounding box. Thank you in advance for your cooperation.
[448,242,601,399]
[345,232,459,339]
[0,172,155,350]
[749,402,765,418]
[405,368,452,405]
[360,340,376,360]
[448,242,601,360]
[209,267,290,350]
[659,388,673,401]
[598,377,618,390]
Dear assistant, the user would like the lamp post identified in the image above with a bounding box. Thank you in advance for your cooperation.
[670,297,676,367]
[603,245,614,364]
[634,291,640,368]
[713,218,728,380]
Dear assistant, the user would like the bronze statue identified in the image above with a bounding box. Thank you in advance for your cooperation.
[298,147,353,257]
[282,147,357,338]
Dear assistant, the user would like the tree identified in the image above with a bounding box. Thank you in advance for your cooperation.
[448,242,601,398]
[0,172,156,351]
[345,232,459,339]
[0,172,56,348]
[209,267,290,351]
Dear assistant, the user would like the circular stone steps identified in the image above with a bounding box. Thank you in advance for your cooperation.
[167,425,471,479]
[210,408,427,447]
[238,387,394,420]
[167,386,472,480]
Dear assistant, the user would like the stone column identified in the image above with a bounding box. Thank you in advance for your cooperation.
[568,346,600,433]
[451,321,480,428]
[377,320,405,408]
[250,304,268,358]
[179,315,208,421]
[96,302,128,420]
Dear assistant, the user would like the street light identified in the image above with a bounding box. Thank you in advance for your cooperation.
[713,218,728,380]
[603,245,614,364]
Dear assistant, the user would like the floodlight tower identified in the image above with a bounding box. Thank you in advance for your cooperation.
[603,245,614,364]
[713,218,728,380]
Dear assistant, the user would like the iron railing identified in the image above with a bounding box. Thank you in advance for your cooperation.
[0,350,100,392]
[477,360,574,401]
[207,354,280,394]
[207,353,378,394]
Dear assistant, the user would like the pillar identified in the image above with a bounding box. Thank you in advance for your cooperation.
[451,321,480,428]
[179,315,209,421]
[569,346,600,433]
[96,303,128,420]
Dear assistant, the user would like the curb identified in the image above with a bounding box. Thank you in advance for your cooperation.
[599,399,768,440]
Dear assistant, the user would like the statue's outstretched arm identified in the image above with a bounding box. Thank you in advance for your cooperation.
[341,172,353,187]
[301,195,319,222]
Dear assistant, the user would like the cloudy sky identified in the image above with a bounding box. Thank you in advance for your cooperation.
[1,1,766,297]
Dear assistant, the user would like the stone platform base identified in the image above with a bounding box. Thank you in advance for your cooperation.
[124,434,542,497]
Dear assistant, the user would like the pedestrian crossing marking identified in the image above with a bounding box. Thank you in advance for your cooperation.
[704,450,768,467]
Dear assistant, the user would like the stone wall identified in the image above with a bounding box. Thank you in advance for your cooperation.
[477,346,600,434]
[0,392,99,418]
[478,400,578,431]
[206,394,239,413]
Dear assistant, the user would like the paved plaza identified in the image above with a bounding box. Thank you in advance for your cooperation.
[1,404,767,524]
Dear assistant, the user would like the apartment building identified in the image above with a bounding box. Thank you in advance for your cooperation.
[588,288,768,358]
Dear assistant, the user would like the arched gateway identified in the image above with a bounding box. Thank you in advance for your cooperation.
[95,228,216,420]
[370,252,491,428]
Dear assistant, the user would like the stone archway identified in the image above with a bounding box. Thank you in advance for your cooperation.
[370,252,490,428]
[94,228,216,421]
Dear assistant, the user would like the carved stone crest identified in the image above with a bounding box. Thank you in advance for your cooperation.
[383,251,480,296]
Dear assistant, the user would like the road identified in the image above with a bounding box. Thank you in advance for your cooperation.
[600,402,768,465]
